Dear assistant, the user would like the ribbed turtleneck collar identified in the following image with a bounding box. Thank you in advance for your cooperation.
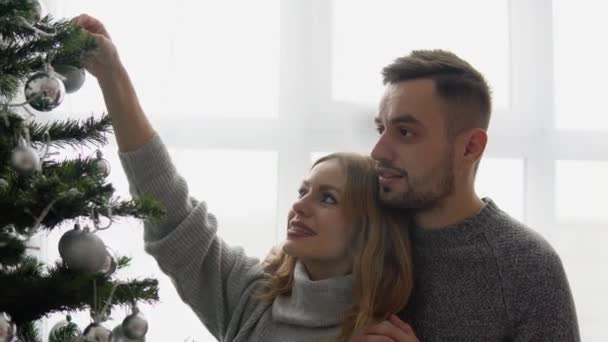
[272,261,354,328]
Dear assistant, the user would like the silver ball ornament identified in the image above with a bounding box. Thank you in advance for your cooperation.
[58,224,108,273]
[53,65,86,94]
[11,137,41,173]
[82,323,112,342]
[93,150,111,177]
[24,72,65,112]
[112,324,145,342]
[95,158,111,178]
[100,253,117,275]
[121,307,148,339]
[0,312,16,342]
[49,318,82,341]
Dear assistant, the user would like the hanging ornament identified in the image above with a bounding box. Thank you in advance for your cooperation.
[82,323,112,342]
[100,252,117,275]
[49,316,82,341]
[94,150,111,178]
[121,306,148,340]
[112,324,145,342]
[0,312,16,342]
[58,224,109,273]
[11,136,41,173]
[89,305,112,325]
[53,64,86,94]
[24,71,65,112]
[0,179,8,194]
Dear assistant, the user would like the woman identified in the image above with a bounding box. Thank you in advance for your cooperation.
[75,14,415,341]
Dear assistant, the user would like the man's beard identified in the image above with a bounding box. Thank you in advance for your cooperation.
[380,152,455,211]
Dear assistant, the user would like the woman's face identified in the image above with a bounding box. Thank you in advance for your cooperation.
[282,159,352,271]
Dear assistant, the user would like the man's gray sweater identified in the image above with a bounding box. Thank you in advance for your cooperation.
[399,199,580,341]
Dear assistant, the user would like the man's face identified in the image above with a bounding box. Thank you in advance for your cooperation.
[371,79,457,211]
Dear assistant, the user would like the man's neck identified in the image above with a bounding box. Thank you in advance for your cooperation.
[414,191,485,230]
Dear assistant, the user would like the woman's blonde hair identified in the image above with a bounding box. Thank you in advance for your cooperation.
[256,152,414,341]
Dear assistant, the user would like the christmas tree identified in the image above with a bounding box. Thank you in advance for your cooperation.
[0,1,165,341]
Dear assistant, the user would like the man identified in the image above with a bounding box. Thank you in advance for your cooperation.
[364,50,579,341]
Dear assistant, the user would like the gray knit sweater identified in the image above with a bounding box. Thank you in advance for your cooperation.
[119,134,354,342]
[398,199,580,341]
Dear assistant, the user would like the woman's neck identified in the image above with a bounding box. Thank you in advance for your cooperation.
[300,258,351,281]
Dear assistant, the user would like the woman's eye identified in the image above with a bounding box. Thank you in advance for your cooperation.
[297,188,306,198]
[399,127,411,137]
[321,193,337,204]
[376,126,384,135]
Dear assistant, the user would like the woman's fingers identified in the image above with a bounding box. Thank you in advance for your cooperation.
[360,318,418,342]
[389,315,415,336]
[72,13,110,39]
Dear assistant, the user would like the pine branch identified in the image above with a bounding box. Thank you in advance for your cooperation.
[0,170,164,234]
[0,111,112,149]
[16,320,42,342]
[0,38,43,97]
[0,232,27,265]
[0,0,45,41]
[1,14,96,97]
[29,113,113,149]
[0,167,113,231]
[116,256,132,270]
[0,257,159,325]
[0,110,24,175]
[0,113,113,181]
[111,196,166,222]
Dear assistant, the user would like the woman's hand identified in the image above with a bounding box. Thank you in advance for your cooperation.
[71,14,122,81]
[70,13,155,152]
[352,315,419,342]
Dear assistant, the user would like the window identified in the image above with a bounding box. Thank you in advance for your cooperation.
[332,0,510,110]
[553,0,608,131]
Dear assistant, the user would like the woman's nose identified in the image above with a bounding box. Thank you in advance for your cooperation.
[292,196,311,217]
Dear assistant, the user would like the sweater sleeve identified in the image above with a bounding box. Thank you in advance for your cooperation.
[503,231,580,342]
[118,133,265,340]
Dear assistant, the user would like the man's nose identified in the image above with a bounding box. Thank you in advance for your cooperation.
[371,133,394,163]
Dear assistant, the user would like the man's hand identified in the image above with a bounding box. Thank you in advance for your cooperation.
[352,315,419,342]
[71,14,122,80]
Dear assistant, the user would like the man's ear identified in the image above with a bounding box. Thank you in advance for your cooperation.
[462,128,488,164]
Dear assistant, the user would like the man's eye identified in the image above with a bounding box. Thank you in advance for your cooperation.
[297,188,306,198]
[376,126,384,134]
[399,128,411,137]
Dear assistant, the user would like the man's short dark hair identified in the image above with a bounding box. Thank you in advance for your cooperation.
[382,49,492,139]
